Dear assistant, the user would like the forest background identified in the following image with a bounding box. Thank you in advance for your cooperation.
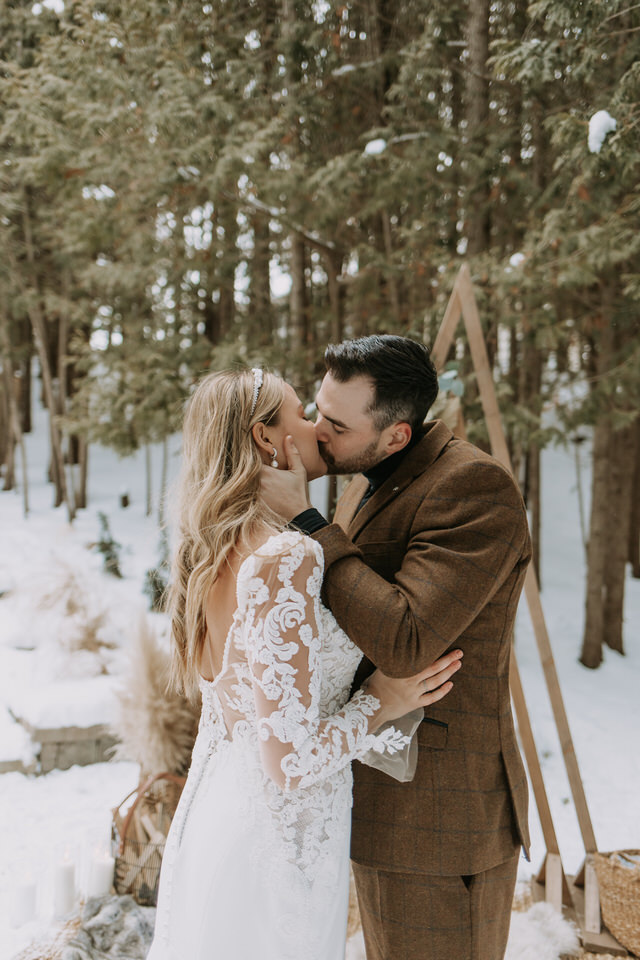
[0,0,639,670]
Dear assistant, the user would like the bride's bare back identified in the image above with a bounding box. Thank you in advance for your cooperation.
[199,530,277,682]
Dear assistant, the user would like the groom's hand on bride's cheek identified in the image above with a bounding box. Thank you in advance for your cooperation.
[259,436,310,520]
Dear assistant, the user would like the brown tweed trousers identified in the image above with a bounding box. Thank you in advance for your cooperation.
[313,420,531,959]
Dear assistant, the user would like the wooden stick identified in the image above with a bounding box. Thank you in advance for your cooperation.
[430,280,463,370]
[583,856,602,935]
[453,264,598,857]
[509,658,561,857]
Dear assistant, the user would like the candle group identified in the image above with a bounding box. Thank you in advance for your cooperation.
[86,850,115,898]
[53,851,76,917]
[10,876,37,928]
[9,836,116,927]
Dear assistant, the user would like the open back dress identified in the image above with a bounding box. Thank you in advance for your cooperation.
[147,531,407,960]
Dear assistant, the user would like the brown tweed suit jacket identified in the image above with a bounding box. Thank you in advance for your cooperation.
[313,419,531,878]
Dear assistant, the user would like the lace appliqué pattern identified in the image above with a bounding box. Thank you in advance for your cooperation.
[149,531,411,960]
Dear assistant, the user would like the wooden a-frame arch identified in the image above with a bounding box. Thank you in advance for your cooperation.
[429,265,627,956]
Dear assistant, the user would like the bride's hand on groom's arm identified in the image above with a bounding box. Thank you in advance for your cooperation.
[260,435,311,520]
[364,648,463,731]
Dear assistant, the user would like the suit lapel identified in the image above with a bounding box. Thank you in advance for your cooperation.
[333,475,368,532]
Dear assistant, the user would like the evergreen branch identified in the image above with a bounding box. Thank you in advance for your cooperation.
[602,2,640,21]
[221,189,337,254]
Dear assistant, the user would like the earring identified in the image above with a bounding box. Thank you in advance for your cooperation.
[271,447,279,468]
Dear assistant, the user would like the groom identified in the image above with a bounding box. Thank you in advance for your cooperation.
[261,334,531,960]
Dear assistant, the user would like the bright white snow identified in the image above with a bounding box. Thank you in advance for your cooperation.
[0,379,638,960]
[363,138,387,156]
[588,110,617,153]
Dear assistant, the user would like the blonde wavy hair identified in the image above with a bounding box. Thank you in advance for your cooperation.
[167,368,286,700]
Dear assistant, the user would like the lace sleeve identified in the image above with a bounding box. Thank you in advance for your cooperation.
[241,535,404,792]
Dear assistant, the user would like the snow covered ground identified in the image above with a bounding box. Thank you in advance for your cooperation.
[0,391,638,959]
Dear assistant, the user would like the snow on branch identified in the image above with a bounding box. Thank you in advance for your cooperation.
[588,110,617,153]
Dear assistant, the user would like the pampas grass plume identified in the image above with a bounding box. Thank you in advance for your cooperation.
[112,616,200,777]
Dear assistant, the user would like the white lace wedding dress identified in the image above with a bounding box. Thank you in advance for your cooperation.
[147,531,407,960]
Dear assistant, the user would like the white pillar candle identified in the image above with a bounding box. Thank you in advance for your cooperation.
[11,877,37,927]
[86,852,115,898]
[53,852,76,916]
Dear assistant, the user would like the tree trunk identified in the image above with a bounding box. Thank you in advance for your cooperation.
[527,437,541,586]
[381,210,402,326]
[628,417,640,578]
[602,421,636,653]
[289,230,308,389]
[581,418,609,668]
[1,368,15,492]
[19,316,32,435]
[158,436,169,528]
[145,444,153,518]
[76,436,88,510]
[19,198,73,520]
[464,0,491,256]
[0,332,29,513]
[250,211,273,348]
[326,250,345,345]
[523,341,542,583]
[581,309,615,669]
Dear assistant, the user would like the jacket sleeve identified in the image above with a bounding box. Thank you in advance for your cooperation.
[313,458,531,677]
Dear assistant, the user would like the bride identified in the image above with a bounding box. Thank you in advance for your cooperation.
[147,368,461,960]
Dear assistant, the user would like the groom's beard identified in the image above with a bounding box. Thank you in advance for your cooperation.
[318,437,383,476]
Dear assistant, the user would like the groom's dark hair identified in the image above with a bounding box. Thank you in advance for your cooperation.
[324,334,439,433]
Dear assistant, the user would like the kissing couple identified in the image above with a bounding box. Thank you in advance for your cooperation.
[147,334,531,960]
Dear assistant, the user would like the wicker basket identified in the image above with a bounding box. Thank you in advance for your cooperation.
[593,850,640,957]
[112,772,185,906]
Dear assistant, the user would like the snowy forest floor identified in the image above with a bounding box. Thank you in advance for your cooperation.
[0,395,638,960]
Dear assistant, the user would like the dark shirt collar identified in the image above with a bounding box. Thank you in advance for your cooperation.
[363,427,425,493]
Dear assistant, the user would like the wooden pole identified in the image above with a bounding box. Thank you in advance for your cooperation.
[430,265,601,905]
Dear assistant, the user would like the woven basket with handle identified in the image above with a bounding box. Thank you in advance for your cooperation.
[111,772,186,907]
[593,850,640,957]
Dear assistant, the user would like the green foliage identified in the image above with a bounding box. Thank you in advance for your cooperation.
[1,0,639,468]
[92,511,123,578]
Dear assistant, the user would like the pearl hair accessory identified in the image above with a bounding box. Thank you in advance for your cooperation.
[250,367,264,417]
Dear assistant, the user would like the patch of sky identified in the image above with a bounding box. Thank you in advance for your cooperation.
[312,0,330,22]
[345,251,359,277]
[177,166,200,181]
[237,231,254,256]
[33,0,64,14]
[270,259,292,299]
[156,210,177,243]
[234,261,250,307]
[244,78,258,99]
[90,329,109,350]
[82,184,115,201]
[183,218,212,251]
